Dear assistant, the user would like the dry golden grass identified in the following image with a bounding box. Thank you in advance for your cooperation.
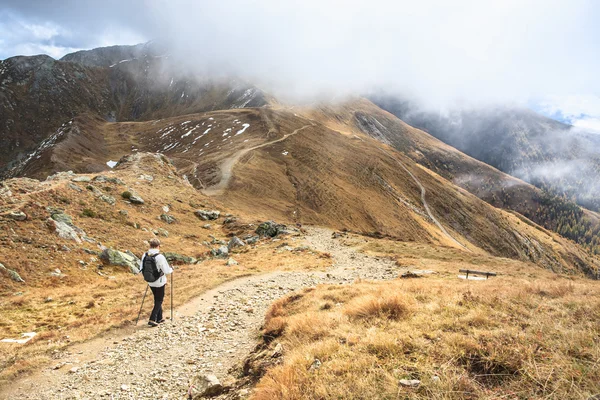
[252,253,600,399]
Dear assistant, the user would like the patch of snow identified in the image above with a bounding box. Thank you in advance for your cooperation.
[203,128,212,134]
[235,123,250,135]
[181,121,191,125]
[1,332,36,344]
[282,151,289,156]
[106,160,118,168]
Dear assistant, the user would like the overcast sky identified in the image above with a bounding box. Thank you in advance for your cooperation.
[1,0,599,130]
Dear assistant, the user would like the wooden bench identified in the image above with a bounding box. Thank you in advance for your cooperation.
[459,269,497,280]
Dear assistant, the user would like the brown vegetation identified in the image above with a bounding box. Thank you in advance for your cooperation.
[253,254,600,399]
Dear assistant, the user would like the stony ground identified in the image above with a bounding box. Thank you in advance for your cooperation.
[5,227,404,400]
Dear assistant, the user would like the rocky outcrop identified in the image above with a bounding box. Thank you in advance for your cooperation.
[46,211,86,243]
[189,374,226,398]
[7,211,27,221]
[160,214,177,224]
[0,263,25,283]
[100,248,140,274]
[163,252,197,265]
[227,236,245,251]
[255,221,286,238]
[195,210,220,221]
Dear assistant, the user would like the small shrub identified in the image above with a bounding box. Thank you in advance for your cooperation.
[345,294,413,321]
[81,208,97,218]
[121,191,132,199]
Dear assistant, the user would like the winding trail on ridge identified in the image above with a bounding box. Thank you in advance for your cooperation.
[4,227,406,400]
[202,124,313,196]
[377,147,470,251]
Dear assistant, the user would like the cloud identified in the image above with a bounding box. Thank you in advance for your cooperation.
[1,0,600,109]
[539,94,600,133]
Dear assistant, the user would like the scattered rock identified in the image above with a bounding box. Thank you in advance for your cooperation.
[68,183,83,192]
[99,194,116,205]
[50,211,73,225]
[93,175,124,185]
[138,174,154,182]
[400,271,422,279]
[160,214,177,224]
[44,297,53,303]
[164,252,197,265]
[195,209,220,221]
[309,359,322,371]
[69,367,79,374]
[271,343,283,358]
[7,211,27,221]
[71,176,91,183]
[226,258,238,266]
[228,236,246,251]
[0,263,25,283]
[46,218,85,243]
[215,246,229,258]
[120,384,129,391]
[399,379,421,388]
[119,210,128,216]
[189,374,225,398]
[245,236,260,245]
[255,221,285,238]
[162,205,170,213]
[129,194,145,205]
[223,217,236,224]
[202,224,212,229]
[100,248,140,274]
[156,228,169,237]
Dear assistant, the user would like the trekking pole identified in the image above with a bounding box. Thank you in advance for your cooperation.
[135,285,149,325]
[171,269,174,322]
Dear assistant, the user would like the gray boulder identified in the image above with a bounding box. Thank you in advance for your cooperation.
[0,263,25,283]
[129,194,145,205]
[50,211,73,225]
[189,374,225,399]
[156,228,169,237]
[226,258,238,266]
[47,218,85,243]
[227,236,245,251]
[194,209,220,221]
[160,214,177,224]
[163,252,197,265]
[255,221,286,237]
[72,176,91,183]
[8,211,27,221]
[100,248,140,274]
[93,175,124,185]
[211,246,229,258]
[100,194,116,205]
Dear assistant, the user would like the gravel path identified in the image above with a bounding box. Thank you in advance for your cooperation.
[5,227,404,400]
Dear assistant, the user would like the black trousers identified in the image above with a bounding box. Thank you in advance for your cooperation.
[150,284,165,322]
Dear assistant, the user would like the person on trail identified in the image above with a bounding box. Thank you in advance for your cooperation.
[139,238,173,327]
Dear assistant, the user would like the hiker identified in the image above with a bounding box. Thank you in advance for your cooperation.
[139,238,173,327]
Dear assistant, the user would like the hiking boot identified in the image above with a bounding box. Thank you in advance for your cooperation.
[148,321,158,327]
[158,319,166,324]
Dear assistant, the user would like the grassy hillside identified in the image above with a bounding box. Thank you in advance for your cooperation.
[248,234,600,399]
[0,153,330,382]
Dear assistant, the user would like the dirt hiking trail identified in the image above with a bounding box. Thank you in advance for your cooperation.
[202,124,312,196]
[2,227,406,400]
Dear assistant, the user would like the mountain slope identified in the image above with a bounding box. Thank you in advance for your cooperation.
[0,46,266,178]
[372,95,600,212]
[300,98,600,255]
[9,103,599,277]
